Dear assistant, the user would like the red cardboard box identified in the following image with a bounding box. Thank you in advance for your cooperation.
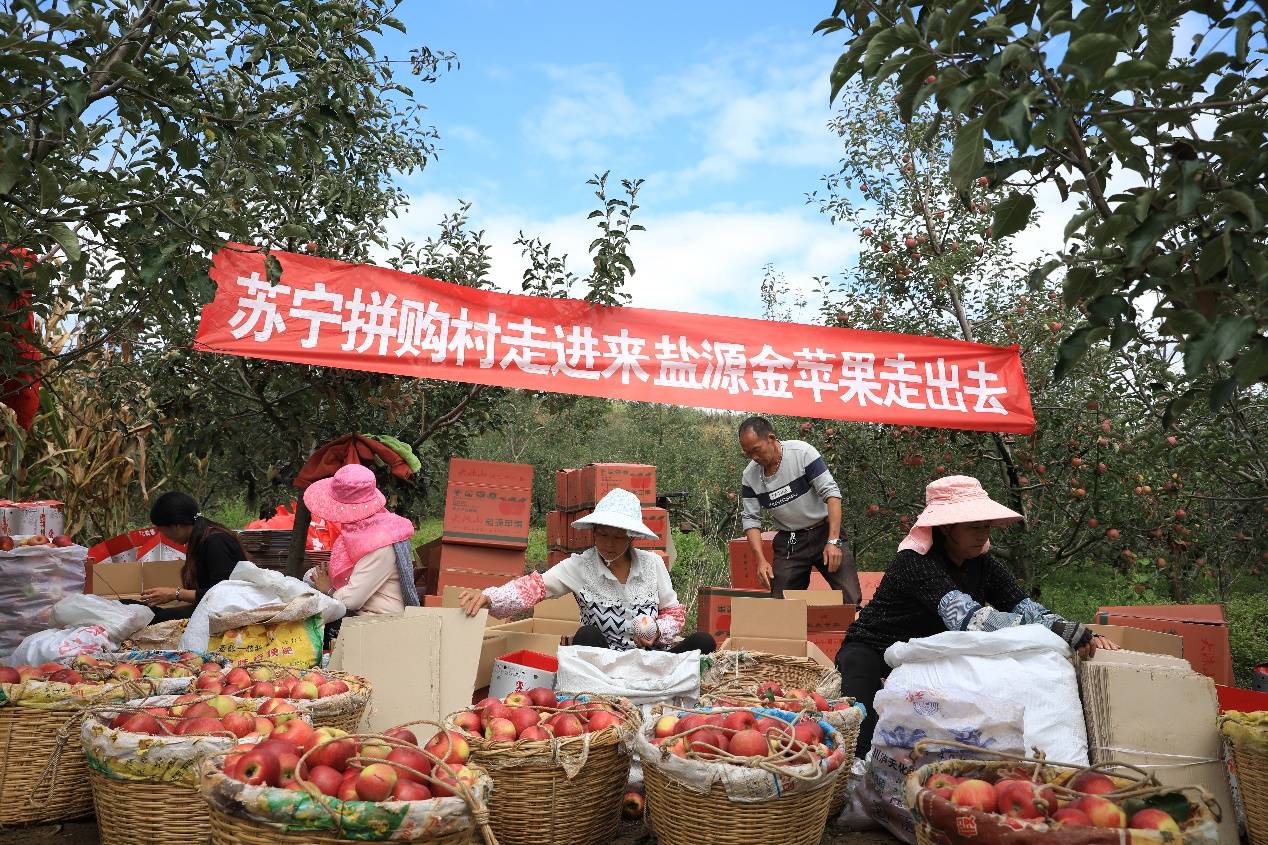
[546,510,567,549]
[566,509,593,550]
[784,590,857,632]
[859,571,883,606]
[418,539,527,578]
[555,469,580,511]
[546,550,569,568]
[442,484,531,548]
[809,631,846,659]
[448,458,533,490]
[728,532,775,590]
[1216,684,1268,713]
[633,507,668,549]
[696,586,770,641]
[1096,604,1234,686]
[426,568,511,595]
[577,463,656,507]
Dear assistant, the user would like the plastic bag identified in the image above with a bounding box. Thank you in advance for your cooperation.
[51,594,154,642]
[853,688,1026,843]
[884,626,1089,765]
[9,625,115,665]
[555,645,700,706]
[209,617,324,668]
[179,561,344,652]
[0,544,87,657]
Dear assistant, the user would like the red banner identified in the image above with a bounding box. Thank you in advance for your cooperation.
[194,245,1035,433]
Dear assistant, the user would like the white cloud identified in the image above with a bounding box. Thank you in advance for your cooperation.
[384,191,859,320]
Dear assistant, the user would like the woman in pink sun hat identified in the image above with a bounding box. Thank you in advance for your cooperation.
[303,464,419,615]
[835,475,1117,757]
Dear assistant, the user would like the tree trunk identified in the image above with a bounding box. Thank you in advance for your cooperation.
[287,498,311,579]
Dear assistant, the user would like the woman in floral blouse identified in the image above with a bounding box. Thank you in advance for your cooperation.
[458,488,716,654]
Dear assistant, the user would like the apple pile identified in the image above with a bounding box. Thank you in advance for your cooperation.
[198,665,352,700]
[0,662,93,686]
[449,689,628,743]
[0,534,74,550]
[924,769,1186,832]
[67,652,210,680]
[649,708,847,773]
[712,681,857,715]
[105,694,304,738]
[220,725,482,802]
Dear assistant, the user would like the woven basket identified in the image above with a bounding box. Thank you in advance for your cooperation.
[297,674,372,732]
[1221,712,1268,845]
[90,769,208,845]
[906,740,1222,845]
[456,701,636,845]
[208,806,476,845]
[642,755,836,845]
[0,701,92,825]
[701,650,841,698]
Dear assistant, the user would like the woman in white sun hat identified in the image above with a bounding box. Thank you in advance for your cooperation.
[836,475,1118,756]
[459,488,716,654]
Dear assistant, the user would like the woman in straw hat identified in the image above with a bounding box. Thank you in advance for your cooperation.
[303,464,420,615]
[837,475,1117,755]
[460,488,716,654]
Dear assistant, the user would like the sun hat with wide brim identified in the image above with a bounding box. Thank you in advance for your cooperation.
[898,475,1023,554]
[570,488,659,541]
[302,463,387,525]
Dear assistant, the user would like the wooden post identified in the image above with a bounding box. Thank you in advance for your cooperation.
[287,497,312,579]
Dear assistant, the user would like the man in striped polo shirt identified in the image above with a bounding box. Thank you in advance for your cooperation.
[738,416,861,603]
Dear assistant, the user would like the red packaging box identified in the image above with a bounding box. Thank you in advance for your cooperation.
[1096,604,1234,686]
[807,604,856,633]
[1216,684,1268,713]
[546,550,569,568]
[555,469,581,511]
[442,484,531,548]
[696,586,771,641]
[577,463,656,507]
[419,539,527,579]
[728,533,775,590]
[567,509,593,550]
[426,568,510,595]
[448,458,533,490]
[858,571,883,606]
[545,510,567,549]
[633,507,668,549]
[808,631,846,659]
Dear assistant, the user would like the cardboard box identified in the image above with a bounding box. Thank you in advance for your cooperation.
[489,650,558,699]
[425,568,511,595]
[439,586,502,627]
[576,463,657,507]
[546,510,567,548]
[475,629,564,689]
[419,539,526,578]
[489,594,581,644]
[546,550,569,568]
[808,631,845,659]
[717,597,834,666]
[728,532,775,590]
[566,509,593,550]
[1216,684,1268,713]
[1096,604,1233,686]
[696,586,771,641]
[1088,624,1184,658]
[784,590,857,633]
[442,484,531,548]
[633,507,668,549]
[88,560,185,599]
[447,457,533,490]
[555,469,577,511]
[858,571,883,606]
[328,607,485,735]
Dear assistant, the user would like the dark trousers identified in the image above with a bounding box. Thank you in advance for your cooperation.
[573,625,717,654]
[120,599,194,623]
[836,641,888,757]
[771,521,862,604]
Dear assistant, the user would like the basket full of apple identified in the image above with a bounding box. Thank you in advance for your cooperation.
[194,662,371,732]
[633,705,847,845]
[199,720,498,844]
[80,693,313,845]
[59,650,222,695]
[701,649,841,700]
[444,689,637,845]
[904,740,1221,844]
[0,661,166,826]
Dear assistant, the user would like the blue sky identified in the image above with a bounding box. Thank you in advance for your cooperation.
[374,2,857,318]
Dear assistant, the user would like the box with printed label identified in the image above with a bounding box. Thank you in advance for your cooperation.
[576,463,656,508]
[442,484,532,548]
[447,458,533,490]
[717,597,834,667]
[1096,604,1232,686]
[696,586,772,641]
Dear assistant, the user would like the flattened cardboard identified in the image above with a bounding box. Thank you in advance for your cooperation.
[441,586,501,627]
[1096,604,1232,685]
[89,562,142,598]
[534,593,580,622]
[1088,624,1184,658]
[329,607,485,737]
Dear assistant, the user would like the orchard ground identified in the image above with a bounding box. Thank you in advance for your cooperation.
[0,820,902,844]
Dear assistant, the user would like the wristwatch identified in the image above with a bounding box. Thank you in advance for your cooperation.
[826,538,844,547]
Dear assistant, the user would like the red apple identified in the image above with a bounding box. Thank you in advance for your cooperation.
[653,715,679,739]
[382,726,418,746]
[484,717,518,742]
[359,739,392,760]
[755,681,783,699]
[1051,807,1092,827]
[309,733,357,771]
[1071,772,1117,796]
[224,667,253,688]
[252,716,275,737]
[621,788,644,820]
[205,695,238,717]
[192,673,222,691]
[474,697,502,719]
[688,728,724,755]
[950,779,997,812]
[548,713,584,738]
[355,763,398,801]
[140,662,167,679]
[0,666,19,684]
[525,687,557,708]
[452,710,484,735]
[183,702,220,720]
[386,747,433,782]
[305,764,344,797]
[271,719,315,751]
[506,707,540,735]
[222,711,256,738]
[728,729,769,757]
[317,680,349,698]
[1076,795,1127,827]
[1129,808,1180,832]
[392,779,432,802]
[113,664,143,681]
[585,710,622,733]
[924,773,961,791]
[238,749,281,786]
[276,750,301,783]
[291,681,319,700]
[49,669,83,684]
[178,716,225,735]
[722,711,757,733]
[121,713,163,734]
[337,772,360,801]
[518,725,551,741]
[503,691,530,707]
[423,730,470,765]
[0,536,14,551]
[250,681,278,699]
[482,703,513,725]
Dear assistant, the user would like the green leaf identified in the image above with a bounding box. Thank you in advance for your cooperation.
[1124,211,1175,266]
[1062,33,1124,80]
[1209,376,1237,411]
[991,192,1036,239]
[812,17,846,34]
[1232,339,1268,386]
[275,223,308,239]
[1211,315,1256,363]
[1110,320,1136,350]
[949,117,985,191]
[1063,267,1098,307]
[48,223,80,262]
[940,0,979,52]
[863,29,903,78]
[1198,233,1231,281]
[1053,326,1091,381]
[1142,20,1173,71]
[1064,208,1097,242]
[265,254,283,286]
[1027,259,1061,290]
[1217,189,1262,231]
[1183,331,1217,376]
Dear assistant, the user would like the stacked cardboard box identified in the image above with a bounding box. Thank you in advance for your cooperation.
[417,459,534,599]
[1095,603,1234,686]
[546,463,664,562]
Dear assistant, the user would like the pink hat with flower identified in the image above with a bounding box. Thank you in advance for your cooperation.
[897,475,1023,554]
[303,464,386,524]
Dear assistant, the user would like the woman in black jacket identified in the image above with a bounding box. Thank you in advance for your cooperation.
[141,492,246,622]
